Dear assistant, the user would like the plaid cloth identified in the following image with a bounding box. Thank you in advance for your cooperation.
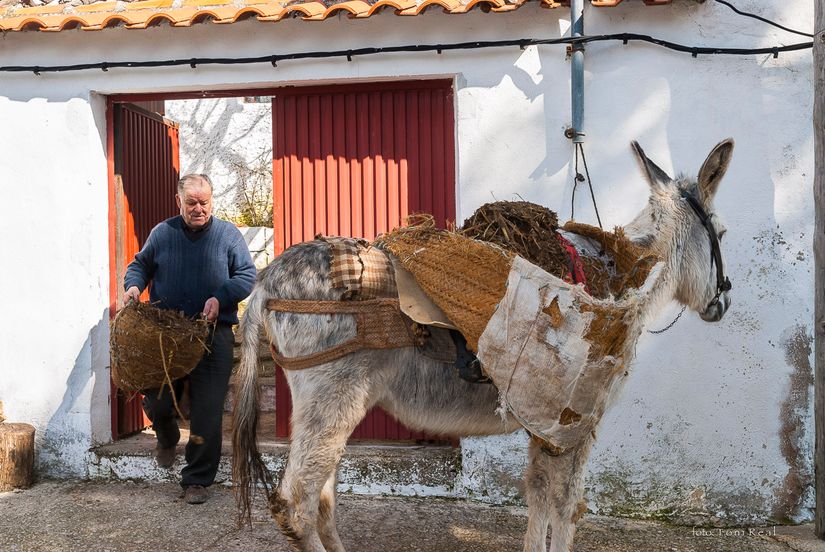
[318,236,396,300]
[359,245,397,299]
[322,236,366,298]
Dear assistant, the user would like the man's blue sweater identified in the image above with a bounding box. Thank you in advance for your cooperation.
[124,216,256,325]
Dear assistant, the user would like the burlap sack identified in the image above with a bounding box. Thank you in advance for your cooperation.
[476,256,664,453]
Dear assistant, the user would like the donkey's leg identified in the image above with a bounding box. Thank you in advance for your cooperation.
[272,359,373,552]
[523,436,593,552]
[316,470,345,552]
[273,415,358,552]
[272,446,331,552]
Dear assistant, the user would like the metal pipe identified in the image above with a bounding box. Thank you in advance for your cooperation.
[570,0,585,143]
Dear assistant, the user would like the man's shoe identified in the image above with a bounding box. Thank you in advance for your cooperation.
[184,485,208,505]
[155,445,176,469]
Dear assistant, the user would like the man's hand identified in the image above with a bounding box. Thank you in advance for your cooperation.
[202,297,220,322]
[125,286,141,304]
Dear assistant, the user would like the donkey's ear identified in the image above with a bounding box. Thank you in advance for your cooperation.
[631,141,672,193]
[697,138,734,201]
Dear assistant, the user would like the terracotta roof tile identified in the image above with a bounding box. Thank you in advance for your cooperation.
[324,1,371,17]
[0,0,672,33]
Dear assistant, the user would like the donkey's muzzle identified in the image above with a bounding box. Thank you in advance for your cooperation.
[699,292,730,322]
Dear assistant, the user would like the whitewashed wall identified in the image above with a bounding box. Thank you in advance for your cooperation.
[240,226,275,269]
[0,0,813,522]
[0,95,112,475]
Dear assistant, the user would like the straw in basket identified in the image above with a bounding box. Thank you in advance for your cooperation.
[110,302,211,398]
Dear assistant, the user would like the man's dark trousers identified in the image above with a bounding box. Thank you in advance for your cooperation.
[142,323,234,488]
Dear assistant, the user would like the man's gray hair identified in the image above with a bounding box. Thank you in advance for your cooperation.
[177,174,213,195]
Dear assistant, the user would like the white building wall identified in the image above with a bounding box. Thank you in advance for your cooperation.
[240,226,275,269]
[0,0,813,522]
[0,94,112,475]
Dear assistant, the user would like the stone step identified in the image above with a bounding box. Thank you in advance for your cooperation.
[90,432,461,499]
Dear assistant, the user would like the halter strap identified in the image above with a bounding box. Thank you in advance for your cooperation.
[680,190,732,304]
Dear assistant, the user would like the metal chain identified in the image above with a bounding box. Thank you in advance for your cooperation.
[647,305,687,334]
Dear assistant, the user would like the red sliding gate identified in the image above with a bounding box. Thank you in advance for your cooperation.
[272,80,456,440]
[109,102,181,439]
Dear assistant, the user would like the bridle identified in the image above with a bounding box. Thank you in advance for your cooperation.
[680,190,732,310]
[648,190,732,334]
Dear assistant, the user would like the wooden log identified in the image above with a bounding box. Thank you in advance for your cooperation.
[0,423,35,492]
[815,0,824,539]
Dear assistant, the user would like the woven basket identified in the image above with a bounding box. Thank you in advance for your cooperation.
[561,221,659,296]
[377,220,513,351]
[110,302,210,393]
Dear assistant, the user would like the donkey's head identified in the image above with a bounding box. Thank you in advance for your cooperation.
[624,139,734,322]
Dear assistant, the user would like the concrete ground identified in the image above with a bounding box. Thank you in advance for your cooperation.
[0,480,823,552]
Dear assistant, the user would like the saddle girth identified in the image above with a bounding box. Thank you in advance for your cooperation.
[266,298,414,370]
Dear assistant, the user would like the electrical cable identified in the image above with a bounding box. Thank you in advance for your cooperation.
[0,33,812,74]
[712,0,813,38]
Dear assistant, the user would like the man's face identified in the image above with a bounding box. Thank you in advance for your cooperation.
[176,181,213,229]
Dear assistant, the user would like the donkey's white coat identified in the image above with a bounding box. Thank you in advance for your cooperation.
[232,139,734,552]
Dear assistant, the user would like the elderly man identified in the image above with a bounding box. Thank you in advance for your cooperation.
[124,174,256,505]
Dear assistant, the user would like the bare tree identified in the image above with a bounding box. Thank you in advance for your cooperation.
[216,148,273,227]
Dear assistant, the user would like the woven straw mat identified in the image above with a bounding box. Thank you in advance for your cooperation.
[377,223,513,352]
[561,221,659,295]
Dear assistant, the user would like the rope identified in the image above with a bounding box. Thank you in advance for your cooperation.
[570,143,603,230]
[157,332,187,421]
[579,143,602,230]
[571,145,581,222]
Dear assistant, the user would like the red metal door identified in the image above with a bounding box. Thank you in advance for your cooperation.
[272,80,456,441]
[109,102,181,439]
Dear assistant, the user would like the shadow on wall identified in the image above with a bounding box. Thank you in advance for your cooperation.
[457,16,572,200]
[169,97,271,216]
[511,46,572,182]
[38,311,110,478]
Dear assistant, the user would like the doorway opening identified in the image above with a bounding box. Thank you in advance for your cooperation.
[107,79,457,446]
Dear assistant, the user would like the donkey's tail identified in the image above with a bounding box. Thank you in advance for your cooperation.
[231,286,272,526]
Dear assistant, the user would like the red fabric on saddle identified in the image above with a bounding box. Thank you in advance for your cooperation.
[556,233,590,295]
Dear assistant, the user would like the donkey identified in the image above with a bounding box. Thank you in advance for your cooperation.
[232,139,734,552]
